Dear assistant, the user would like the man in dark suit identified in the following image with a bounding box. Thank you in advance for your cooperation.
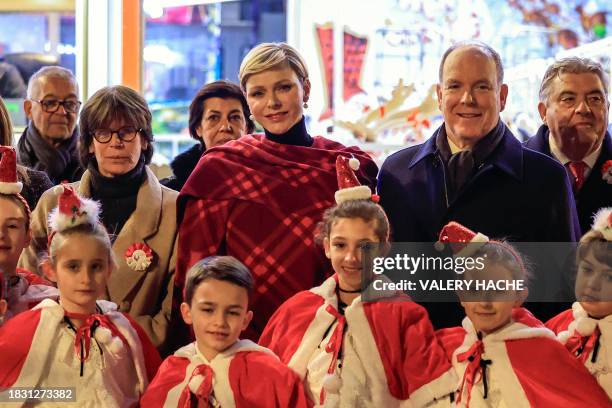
[525,57,611,235]
[379,41,579,244]
[378,41,580,327]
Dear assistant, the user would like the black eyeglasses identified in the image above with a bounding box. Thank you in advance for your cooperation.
[31,99,81,113]
[92,126,142,143]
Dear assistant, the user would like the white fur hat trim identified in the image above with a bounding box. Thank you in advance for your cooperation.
[0,181,22,195]
[334,185,371,204]
[455,232,489,258]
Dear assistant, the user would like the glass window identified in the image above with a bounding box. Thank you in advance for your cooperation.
[143,0,286,162]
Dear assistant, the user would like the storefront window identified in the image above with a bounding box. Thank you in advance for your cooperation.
[0,11,75,128]
[143,0,286,164]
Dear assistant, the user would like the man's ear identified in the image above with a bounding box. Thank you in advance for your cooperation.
[537,102,547,124]
[24,100,33,120]
[499,84,509,112]
[436,84,443,111]
[180,302,193,325]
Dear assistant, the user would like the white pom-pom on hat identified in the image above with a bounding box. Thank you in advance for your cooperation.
[348,157,360,171]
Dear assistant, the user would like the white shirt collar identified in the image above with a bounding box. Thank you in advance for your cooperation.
[447,136,465,154]
[549,133,601,170]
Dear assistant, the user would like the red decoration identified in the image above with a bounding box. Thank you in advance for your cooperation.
[316,24,334,121]
[59,186,84,221]
[343,30,367,101]
[125,243,154,272]
[0,146,22,194]
[602,160,612,184]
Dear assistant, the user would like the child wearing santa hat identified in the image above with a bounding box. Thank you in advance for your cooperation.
[0,146,57,324]
[435,221,610,406]
[0,185,161,407]
[141,255,312,407]
[259,155,457,407]
[546,207,612,399]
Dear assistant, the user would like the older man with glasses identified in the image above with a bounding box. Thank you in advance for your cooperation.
[18,66,83,184]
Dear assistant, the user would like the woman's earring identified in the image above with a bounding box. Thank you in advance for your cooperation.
[303,102,308,109]
[249,114,255,121]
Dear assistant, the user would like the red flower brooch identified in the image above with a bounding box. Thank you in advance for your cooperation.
[125,243,153,271]
[602,160,612,184]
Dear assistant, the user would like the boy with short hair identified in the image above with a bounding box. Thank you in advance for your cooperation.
[141,256,312,407]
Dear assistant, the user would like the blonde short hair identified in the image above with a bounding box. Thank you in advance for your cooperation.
[239,42,309,90]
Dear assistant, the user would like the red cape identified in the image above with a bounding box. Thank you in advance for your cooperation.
[436,308,610,406]
[0,299,161,392]
[176,135,377,339]
[259,276,456,406]
[140,340,312,407]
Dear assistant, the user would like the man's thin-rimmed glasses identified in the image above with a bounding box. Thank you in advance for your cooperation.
[92,127,142,143]
[31,99,81,113]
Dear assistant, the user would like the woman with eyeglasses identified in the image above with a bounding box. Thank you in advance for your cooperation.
[19,85,178,353]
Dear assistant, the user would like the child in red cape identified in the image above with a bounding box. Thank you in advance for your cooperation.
[435,221,610,407]
[0,146,57,324]
[0,185,160,407]
[141,255,312,407]
[259,156,457,407]
[546,207,612,399]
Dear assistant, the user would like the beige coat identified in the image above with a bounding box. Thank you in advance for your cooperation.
[19,167,178,351]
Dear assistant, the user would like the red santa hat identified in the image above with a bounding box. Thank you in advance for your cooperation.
[435,221,489,257]
[591,207,612,242]
[334,155,374,204]
[0,146,23,195]
[48,185,101,233]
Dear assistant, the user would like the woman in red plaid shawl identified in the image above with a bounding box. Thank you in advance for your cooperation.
[176,43,377,341]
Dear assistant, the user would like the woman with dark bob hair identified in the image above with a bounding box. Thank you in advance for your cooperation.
[161,80,254,191]
[20,85,178,352]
